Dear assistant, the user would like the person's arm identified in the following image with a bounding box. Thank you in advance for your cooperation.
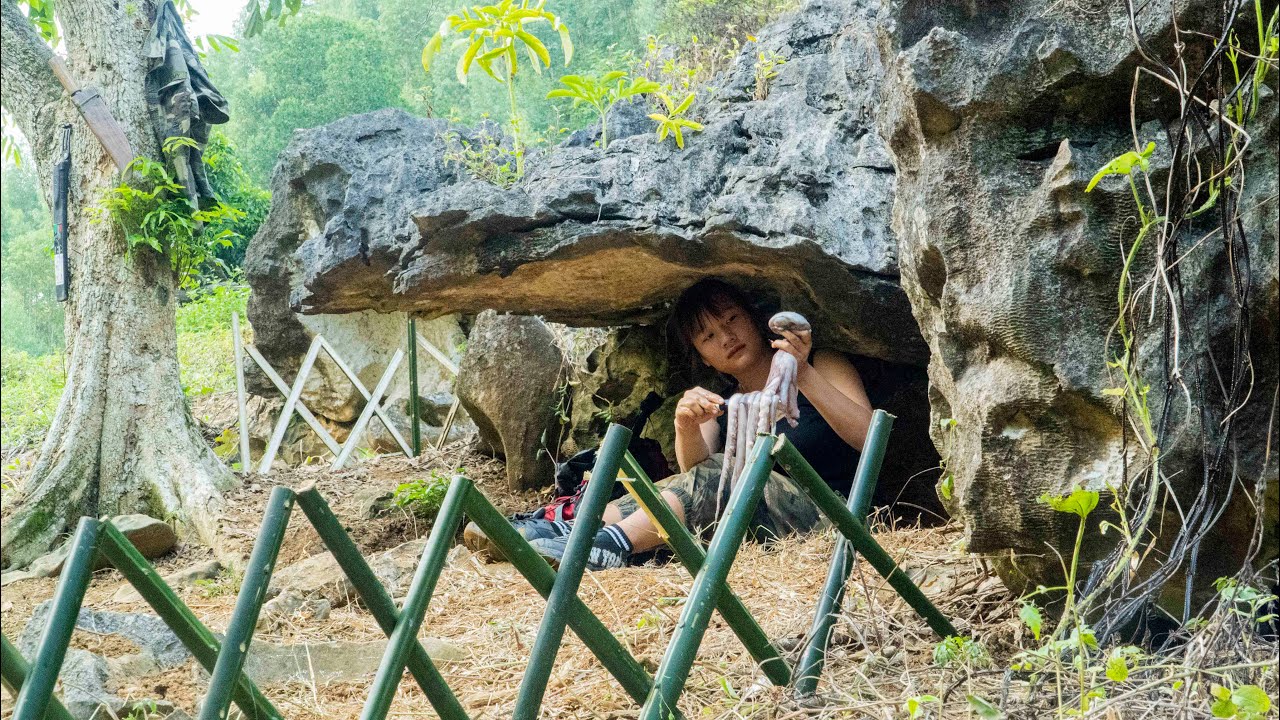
[795,350,874,450]
[673,387,724,471]
[773,328,874,450]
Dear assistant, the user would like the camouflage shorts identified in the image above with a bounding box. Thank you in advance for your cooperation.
[612,454,829,540]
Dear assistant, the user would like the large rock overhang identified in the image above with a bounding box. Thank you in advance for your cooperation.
[249,0,930,368]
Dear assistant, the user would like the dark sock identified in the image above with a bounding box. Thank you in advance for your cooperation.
[597,524,634,557]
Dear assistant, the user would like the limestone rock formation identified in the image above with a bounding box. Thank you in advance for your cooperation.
[243,110,469,436]
[242,0,1277,607]
[246,0,925,367]
[877,0,1278,600]
[456,311,565,491]
[564,326,672,456]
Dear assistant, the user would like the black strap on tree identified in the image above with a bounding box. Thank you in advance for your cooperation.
[52,125,72,303]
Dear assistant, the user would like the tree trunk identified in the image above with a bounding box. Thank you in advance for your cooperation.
[1,0,234,569]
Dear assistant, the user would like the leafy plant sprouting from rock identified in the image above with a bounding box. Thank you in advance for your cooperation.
[1067,0,1279,651]
[751,41,786,100]
[440,130,523,188]
[648,91,704,149]
[546,72,660,149]
[422,0,574,175]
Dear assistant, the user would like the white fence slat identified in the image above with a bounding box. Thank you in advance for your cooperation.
[415,333,460,376]
[258,337,322,473]
[231,313,252,470]
[332,349,404,470]
[244,345,343,458]
[316,337,413,457]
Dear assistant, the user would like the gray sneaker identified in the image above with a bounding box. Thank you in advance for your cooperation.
[463,518,571,561]
[528,525,633,571]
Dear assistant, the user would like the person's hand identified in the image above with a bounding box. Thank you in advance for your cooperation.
[674,387,725,431]
[771,326,813,365]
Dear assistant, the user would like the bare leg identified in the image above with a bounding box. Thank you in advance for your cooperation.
[595,490,687,553]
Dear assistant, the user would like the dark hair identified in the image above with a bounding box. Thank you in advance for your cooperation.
[666,278,768,376]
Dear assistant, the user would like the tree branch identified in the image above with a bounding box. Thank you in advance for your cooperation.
[0,0,64,152]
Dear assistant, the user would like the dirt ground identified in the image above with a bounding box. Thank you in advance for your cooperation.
[0,432,1025,719]
[4,428,1271,719]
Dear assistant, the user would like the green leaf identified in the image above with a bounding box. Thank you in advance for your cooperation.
[1232,685,1271,715]
[522,43,543,75]
[555,21,574,65]
[457,36,485,82]
[1038,487,1099,519]
[1085,141,1157,192]
[966,694,1002,719]
[674,92,695,115]
[938,473,954,500]
[245,3,264,39]
[1212,693,1237,718]
[422,33,445,72]
[1105,653,1128,682]
[515,30,550,66]
[1019,602,1042,641]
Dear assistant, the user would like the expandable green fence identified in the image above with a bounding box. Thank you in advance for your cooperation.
[8,412,956,718]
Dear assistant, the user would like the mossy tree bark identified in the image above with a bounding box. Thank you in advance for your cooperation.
[0,0,234,569]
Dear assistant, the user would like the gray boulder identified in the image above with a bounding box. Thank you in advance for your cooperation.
[877,0,1278,604]
[2,515,177,585]
[564,326,672,457]
[107,514,178,563]
[456,311,564,491]
[243,107,468,424]
[111,559,222,604]
[266,537,429,609]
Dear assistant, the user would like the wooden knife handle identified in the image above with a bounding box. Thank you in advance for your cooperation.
[48,55,78,94]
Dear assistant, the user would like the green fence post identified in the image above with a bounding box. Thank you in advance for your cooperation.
[2,633,75,720]
[463,490,670,714]
[200,487,295,720]
[772,437,958,639]
[639,437,777,720]
[293,486,469,719]
[619,452,791,687]
[293,484,468,712]
[408,316,421,457]
[360,476,470,720]
[512,424,632,720]
[13,517,100,720]
[793,410,893,697]
[97,524,282,720]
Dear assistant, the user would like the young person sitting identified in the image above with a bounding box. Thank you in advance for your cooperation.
[465,278,876,569]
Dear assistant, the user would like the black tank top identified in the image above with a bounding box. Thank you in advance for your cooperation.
[715,387,860,497]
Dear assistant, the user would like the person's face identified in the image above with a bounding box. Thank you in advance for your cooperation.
[691,299,765,376]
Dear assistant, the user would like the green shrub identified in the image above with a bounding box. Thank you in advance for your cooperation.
[176,284,250,399]
[393,469,460,518]
[0,348,65,450]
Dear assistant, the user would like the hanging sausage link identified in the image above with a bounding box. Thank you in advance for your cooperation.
[714,311,812,517]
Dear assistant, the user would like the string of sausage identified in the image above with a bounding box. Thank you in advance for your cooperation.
[715,312,811,518]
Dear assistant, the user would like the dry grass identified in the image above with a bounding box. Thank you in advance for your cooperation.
[2,446,1275,719]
